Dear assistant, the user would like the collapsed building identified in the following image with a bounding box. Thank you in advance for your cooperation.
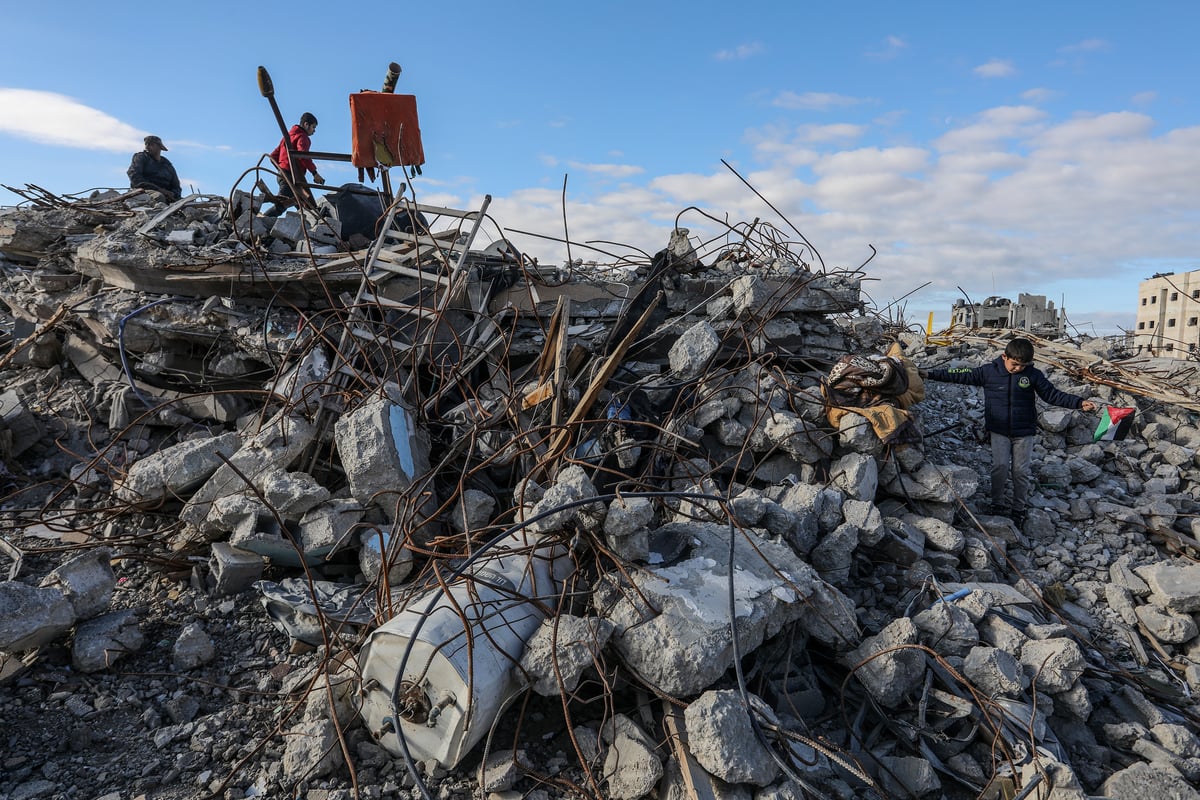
[950,294,1066,338]
[1,170,1200,799]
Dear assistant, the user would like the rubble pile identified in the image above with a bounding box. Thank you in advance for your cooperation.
[1,187,1199,800]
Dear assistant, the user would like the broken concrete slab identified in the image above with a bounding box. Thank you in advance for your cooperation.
[595,521,859,696]
[71,608,143,673]
[683,689,780,787]
[117,432,242,507]
[335,394,436,537]
[179,410,317,540]
[0,581,76,651]
[38,547,115,620]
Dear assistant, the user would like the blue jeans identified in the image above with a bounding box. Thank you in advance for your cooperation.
[990,433,1034,511]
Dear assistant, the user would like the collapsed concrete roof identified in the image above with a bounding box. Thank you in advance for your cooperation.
[1,185,1199,800]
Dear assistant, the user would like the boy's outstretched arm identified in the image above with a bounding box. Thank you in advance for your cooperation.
[1032,372,1096,411]
[922,365,987,386]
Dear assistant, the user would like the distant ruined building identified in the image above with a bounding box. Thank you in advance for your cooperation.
[950,293,1065,336]
[1136,270,1200,358]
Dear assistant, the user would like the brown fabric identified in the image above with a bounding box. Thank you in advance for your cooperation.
[822,344,923,444]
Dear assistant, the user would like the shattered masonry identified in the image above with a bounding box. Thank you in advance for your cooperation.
[1,182,1200,800]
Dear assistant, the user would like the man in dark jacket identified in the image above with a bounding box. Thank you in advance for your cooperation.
[127,135,181,201]
[921,337,1096,525]
[263,112,324,217]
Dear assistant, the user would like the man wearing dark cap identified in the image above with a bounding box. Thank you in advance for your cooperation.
[128,135,182,201]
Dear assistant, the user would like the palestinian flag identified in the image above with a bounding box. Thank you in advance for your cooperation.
[1093,406,1135,442]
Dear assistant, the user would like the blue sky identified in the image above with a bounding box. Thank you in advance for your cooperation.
[3,1,1200,335]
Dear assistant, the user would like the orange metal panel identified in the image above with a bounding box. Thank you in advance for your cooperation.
[349,92,425,168]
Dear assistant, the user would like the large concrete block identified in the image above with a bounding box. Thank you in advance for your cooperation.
[116,432,241,506]
[0,581,75,651]
[39,547,115,619]
[335,396,437,540]
[594,522,859,696]
[179,411,316,540]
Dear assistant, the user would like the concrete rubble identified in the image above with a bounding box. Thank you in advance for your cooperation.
[1,184,1200,800]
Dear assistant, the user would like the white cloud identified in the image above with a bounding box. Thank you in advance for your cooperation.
[866,35,908,60]
[795,123,866,143]
[0,88,145,151]
[772,91,866,111]
[566,161,645,179]
[499,102,1200,334]
[1021,87,1058,104]
[714,42,765,61]
[1132,90,1157,106]
[1059,39,1109,55]
[974,59,1017,78]
[935,106,1047,153]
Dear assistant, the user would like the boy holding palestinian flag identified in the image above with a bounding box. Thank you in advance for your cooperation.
[920,337,1097,527]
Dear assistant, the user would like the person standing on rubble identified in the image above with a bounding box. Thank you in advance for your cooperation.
[127,135,181,202]
[919,337,1096,527]
[262,112,325,217]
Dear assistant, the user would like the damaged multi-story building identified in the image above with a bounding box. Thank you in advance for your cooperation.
[950,292,1066,336]
[1135,269,1200,358]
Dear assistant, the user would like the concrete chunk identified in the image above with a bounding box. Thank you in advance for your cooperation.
[601,714,663,800]
[0,390,44,457]
[520,615,615,696]
[72,608,143,673]
[669,320,720,379]
[335,396,435,534]
[595,522,858,696]
[1018,637,1085,693]
[209,542,266,596]
[1101,761,1200,800]
[844,617,925,708]
[180,412,316,539]
[0,581,75,651]
[39,547,115,619]
[882,461,979,503]
[1136,561,1200,613]
[172,621,216,671]
[117,432,241,506]
[683,689,780,787]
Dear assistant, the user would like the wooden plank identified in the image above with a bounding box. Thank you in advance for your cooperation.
[663,705,719,800]
[535,291,662,477]
[551,296,571,428]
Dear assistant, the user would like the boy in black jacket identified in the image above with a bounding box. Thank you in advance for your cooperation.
[920,338,1096,525]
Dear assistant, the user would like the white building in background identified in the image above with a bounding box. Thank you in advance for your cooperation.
[1135,270,1200,357]
[950,293,1065,336]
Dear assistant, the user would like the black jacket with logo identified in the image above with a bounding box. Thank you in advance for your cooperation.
[926,355,1084,437]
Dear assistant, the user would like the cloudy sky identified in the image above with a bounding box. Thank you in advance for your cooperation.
[2,1,1199,335]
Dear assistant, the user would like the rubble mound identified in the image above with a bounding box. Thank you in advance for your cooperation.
[1,187,1199,800]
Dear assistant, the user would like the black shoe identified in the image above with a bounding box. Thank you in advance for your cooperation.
[1010,508,1027,527]
[981,501,1010,516]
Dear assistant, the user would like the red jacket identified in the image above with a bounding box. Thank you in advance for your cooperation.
[271,125,316,178]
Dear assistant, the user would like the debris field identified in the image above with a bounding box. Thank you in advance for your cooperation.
[1,181,1199,800]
